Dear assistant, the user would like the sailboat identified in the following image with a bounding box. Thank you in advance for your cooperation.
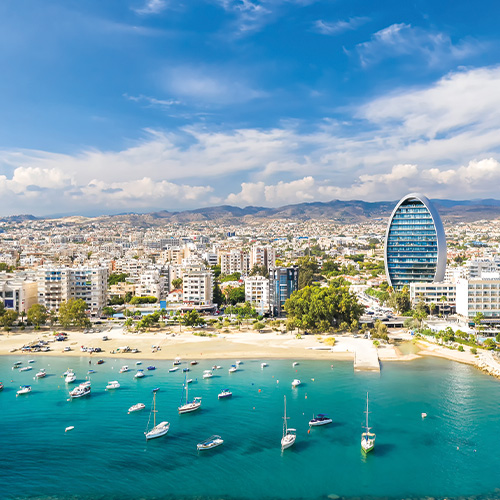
[281,395,296,451]
[144,390,170,440]
[178,376,202,414]
[361,392,376,453]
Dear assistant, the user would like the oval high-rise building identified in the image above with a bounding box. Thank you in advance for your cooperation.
[384,193,446,290]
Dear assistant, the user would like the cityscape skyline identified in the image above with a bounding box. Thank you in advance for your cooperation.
[1,0,500,216]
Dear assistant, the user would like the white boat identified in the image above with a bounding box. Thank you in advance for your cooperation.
[17,385,32,396]
[173,357,181,366]
[106,381,120,390]
[145,391,170,440]
[197,435,224,451]
[63,369,73,376]
[20,366,32,372]
[35,369,46,378]
[69,384,91,398]
[292,379,301,388]
[28,359,35,364]
[261,362,268,368]
[309,414,332,426]
[281,395,296,450]
[178,377,202,414]
[186,378,193,384]
[218,389,232,399]
[421,412,428,419]
[228,365,238,373]
[169,367,179,372]
[361,393,376,454]
[212,365,222,370]
[203,370,213,379]
[292,362,299,367]
[136,361,142,365]
[128,402,145,413]
[65,373,76,384]
[235,360,242,365]
[119,365,129,373]
[13,361,22,369]
[65,426,74,432]
[80,380,91,388]
[135,370,145,378]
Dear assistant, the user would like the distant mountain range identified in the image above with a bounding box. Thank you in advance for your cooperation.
[3,199,500,225]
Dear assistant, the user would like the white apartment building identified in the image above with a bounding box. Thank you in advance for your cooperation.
[244,276,270,312]
[202,251,218,266]
[0,272,38,313]
[456,273,500,319]
[137,269,168,300]
[467,257,500,278]
[37,267,70,312]
[69,267,108,317]
[250,245,276,271]
[409,282,456,306]
[220,249,250,276]
[183,271,213,307]
[37,266,108,316]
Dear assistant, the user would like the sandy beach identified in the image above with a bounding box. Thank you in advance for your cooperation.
[2,324,500,379]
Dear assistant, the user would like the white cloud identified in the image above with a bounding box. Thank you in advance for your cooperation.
[314,17,369,36]
[133,0,168,15]
[124,93,181,108]
[161,65,266,105]
[356,23,482,67]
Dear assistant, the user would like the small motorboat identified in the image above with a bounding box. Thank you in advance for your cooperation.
[119,365,129,373]
[173,357,181,366]
[183,367,190,372]
[190,360,198,366]
[80,380,91,388]
[169,367,179,372]
[152,387,160,392]
[147,366,156,371]
[28,359,35,364]
[136,361,142,365]
[63,369,73,376]
[203,370,213,379]
[135,370,145,379]
[218,389,232,399]
[106,381,120,390]
[0,382,3,391]
[87,369,96,374]
[309,414,333,426]
[292,379,301,388]
[197,435,224,451]
[35,369,47,378]
[13,361,22,369]
[97,359,104,365]
[292,362,299,367]
[228,365,237,373]
[65,373,76,384]
[421,412,428,419]
[186,378,193,384]
[69,383,91,399]
[236,360,242,365]
[65,426,74,432]
[128,403,146,413]
[17,385,31,396]
[261,362,268,368]
[20,366,32,372]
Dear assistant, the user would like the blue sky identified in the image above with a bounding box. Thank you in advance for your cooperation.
[1,0,500,215]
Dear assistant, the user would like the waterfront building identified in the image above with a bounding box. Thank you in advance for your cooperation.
[384,193,446,290]
[137,268,168,300]
[37,267,70,312]
[244,276,270,313]
[0,272,38,313]
[68,267,108,317]
[456,273,500,321]
[183,271,213,307]
[409,281,456,313]
[269,267,299,317]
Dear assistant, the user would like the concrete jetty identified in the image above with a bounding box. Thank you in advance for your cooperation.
[353,339,380,372]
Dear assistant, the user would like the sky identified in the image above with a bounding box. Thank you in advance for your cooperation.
[1,0,500,216]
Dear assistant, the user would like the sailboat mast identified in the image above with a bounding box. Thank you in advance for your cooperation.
[283,395,288,437]
[365,392,369,431]
[153,392,157,428]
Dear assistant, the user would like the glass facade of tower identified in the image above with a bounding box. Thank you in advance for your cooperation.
[385,194,446,290]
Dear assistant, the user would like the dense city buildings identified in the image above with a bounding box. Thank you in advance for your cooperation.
[384,193,447,290]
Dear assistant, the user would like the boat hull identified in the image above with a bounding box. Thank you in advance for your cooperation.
[178,403,201,414]
[281,435,296,450]
[145,422,170,440]
[309,419,332,426]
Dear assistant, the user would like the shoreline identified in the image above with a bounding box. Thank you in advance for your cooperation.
[1,327,499,379]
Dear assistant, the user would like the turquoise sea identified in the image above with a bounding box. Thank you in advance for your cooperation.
[1,355,500,500]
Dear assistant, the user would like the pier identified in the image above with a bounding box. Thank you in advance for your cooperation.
[353,340,380,372]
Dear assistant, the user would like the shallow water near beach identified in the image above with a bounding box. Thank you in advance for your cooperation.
[1,355,500,500]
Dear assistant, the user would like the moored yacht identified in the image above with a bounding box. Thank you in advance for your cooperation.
[228,365,237,373]
[134,369,145,378]
[203,370,213,379]
[218,389,232,399]
[261,362,268,368]
[106,381,120,390]
[292,362,299,367]
[65,373,76,384]
[178,377,202,414]
[147,365,156,371]
[281,395,296,451]
[20,366,32,372]
[145,391,169,440]
[190,360,198,366]
[128,402,145,413]
[69,383,91,399]
[292,379,301,388]
[361,393,376,454]
[119,365,129,373]
[197,435,224,451]
[173,357,181,366]
[169,366,179,372]
[17,385,31,396]
[35,369,47,378]
[309,414,332,426]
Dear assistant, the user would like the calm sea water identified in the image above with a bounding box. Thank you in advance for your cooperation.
[1,355,500,500]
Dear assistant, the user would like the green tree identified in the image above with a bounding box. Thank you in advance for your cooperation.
[220,272,241,282]
[172,278,183,289]
[227,285,245,305]
[213,281,224,306]
[284,282,364,333]
[388,286,411,314]
[297,256,319,289]
[250,265,269,278]
[27,304,48,327]
[1,309,18,328]
[182,310,206,327]
[211,264,221,279]
[102,306,115,317]
[59,299,90,328]
[108,273,129,286]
